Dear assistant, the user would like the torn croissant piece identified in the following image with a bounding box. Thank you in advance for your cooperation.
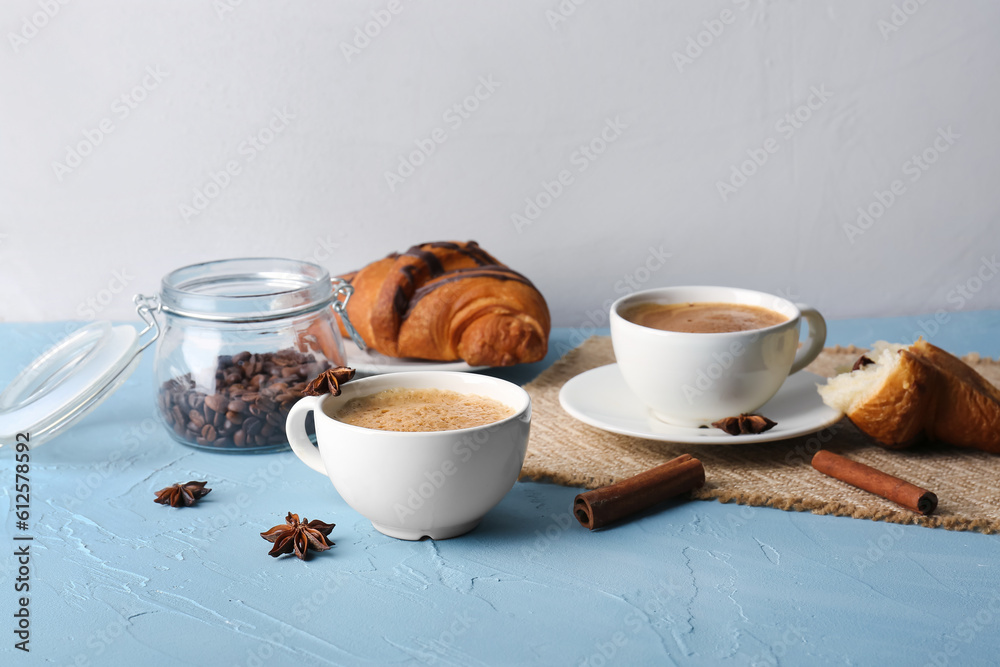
[338,241,551,367]
[817,340,1000,453]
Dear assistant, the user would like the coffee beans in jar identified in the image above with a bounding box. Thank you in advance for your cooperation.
[158,349,329,450]
[141,258,365,453]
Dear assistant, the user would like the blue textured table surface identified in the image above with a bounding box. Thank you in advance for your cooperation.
[2,314,999,666]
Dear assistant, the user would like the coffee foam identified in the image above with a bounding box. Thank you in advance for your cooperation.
[330,387,514,432]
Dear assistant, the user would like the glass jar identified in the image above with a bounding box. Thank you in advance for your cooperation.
[139,258,361,453]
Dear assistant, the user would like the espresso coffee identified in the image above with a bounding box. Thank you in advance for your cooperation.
[623,301,788,333]
[330,388,514,432]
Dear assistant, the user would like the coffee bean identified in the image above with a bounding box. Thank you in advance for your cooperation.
[202,424,217,441]
[205,394,228,413]
[243,417,263,438]
[188,410,205,429]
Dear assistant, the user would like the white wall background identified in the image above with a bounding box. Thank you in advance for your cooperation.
[2,0,998,327]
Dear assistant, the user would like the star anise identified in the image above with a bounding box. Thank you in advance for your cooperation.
[302,366,356,397]
[260,512,335,560]
[711,413,778,436]
[153,481,211,507]
[852,355,875,371]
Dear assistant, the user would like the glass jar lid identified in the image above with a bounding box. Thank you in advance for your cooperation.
[0,299,159,449]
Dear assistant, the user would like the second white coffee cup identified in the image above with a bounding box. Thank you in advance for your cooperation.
[610,286,826,427]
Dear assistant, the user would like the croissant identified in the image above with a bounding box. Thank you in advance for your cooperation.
[338,241,550,367]
[817,340,1000,453]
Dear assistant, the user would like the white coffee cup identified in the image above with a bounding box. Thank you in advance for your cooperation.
[285,371,531,540]
[610,286,826,426]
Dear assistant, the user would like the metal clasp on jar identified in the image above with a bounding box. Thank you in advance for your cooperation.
[133,294,162,353]
[331,278,367,351]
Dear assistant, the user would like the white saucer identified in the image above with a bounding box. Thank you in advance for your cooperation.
[559,364,842,444]
[342,340,487,376]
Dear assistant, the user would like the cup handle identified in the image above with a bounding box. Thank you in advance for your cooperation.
[789,304,827,375]
[285,395,327,474]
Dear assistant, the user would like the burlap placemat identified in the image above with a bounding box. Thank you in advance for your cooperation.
[519,337,1000,533]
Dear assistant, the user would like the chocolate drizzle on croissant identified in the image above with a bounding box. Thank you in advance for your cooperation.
[402,246,444,277]
[424,241,498,266]
[384,243,498,326]
[339,241,550,366]
[404,266,536,320]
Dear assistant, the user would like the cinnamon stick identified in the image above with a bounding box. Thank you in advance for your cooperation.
[811,450,938,515]
[573,454,706,530]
